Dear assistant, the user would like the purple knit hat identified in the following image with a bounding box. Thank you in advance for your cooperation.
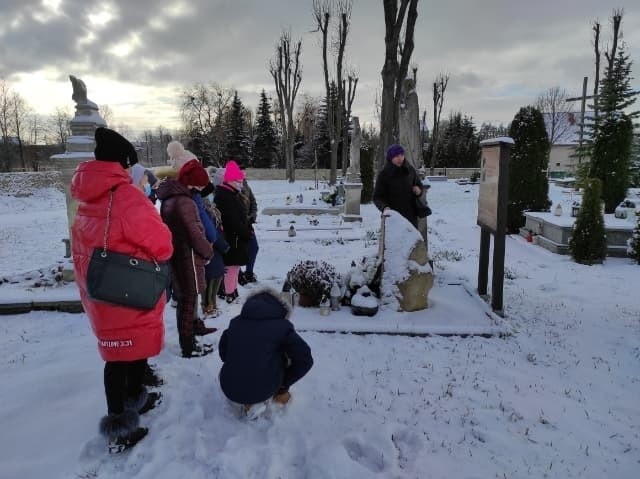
[386,144,405,162]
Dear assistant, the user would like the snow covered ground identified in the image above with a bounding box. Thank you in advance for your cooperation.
[0,179,638,479]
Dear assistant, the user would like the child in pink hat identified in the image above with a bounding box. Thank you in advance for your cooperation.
[215,161,249,302]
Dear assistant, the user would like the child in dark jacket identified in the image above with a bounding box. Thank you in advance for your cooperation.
[218,288,313,416]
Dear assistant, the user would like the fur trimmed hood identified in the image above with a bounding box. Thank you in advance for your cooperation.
[240,287,292,321]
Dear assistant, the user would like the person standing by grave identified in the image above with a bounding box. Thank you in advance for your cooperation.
[373,144,423,228]
[215,160,251,303]
[202,180,230,317]
[237,169,259,285]
[71,127,173,453]
[156,160,215,358]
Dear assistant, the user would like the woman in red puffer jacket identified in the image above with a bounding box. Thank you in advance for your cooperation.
[71,127,173,453]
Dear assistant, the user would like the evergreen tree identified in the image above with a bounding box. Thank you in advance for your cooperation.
[253,90,278,168]
[628,210,640,264]
[439,113,480,167]
[313,95,331,169]
[224,91,252,166]
[570,178,607,264]
[589,45,639,211]
[507,106,551,233]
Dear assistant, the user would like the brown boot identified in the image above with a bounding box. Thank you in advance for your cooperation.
[273,390,291,405]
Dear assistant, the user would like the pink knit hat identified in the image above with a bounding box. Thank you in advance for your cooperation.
[223,160,245,182]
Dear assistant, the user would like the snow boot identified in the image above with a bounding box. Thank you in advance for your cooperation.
[138,391,162,415]
[194,318,218,336]
[244,272,257,283]
[242,401,268,420]
[108,427,148,454]
[182,339,214,358]
[142,363,163,387]
[225,289,239,304]
[238,270,248,286]
[99,410,147,454]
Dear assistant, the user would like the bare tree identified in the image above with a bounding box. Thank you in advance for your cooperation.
[430,73,449,172]
[101,104,114,126]
[0,79,12,171]
[379,0,419,168]
[10,91,28,170]
[341,69,359,175]
[313,0,354,184]
[51,107,72,146]
[592,20,601,120]
[181,83,233,165]
[536,86,573,144]
[269,30,303,182]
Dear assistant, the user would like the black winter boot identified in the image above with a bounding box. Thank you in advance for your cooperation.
[194,318,218,336]
[142,363,163,387]
[99,410,148,454]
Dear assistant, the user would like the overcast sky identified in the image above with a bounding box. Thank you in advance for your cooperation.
[1,0,639,136]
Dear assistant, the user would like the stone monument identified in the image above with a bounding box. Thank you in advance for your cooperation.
[50,75,107,252]
[398,77,422,170]
[379,210,434,311]
[342,116,363,222]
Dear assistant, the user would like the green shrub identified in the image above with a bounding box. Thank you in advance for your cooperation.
[569,178,607,264]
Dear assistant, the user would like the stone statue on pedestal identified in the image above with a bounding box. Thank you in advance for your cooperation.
[398,77,422,170]
[70,75,88,105]
[347,116,361,182]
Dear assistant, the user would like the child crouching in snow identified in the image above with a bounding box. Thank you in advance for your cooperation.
[218,288,313,417]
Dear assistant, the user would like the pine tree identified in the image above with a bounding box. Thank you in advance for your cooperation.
[224,91,251,166]
[507,106,551,233]
[570,178,607,264]
[589,45,638,211]
[628,210,640,264]
[253,90,278,168]
[313,95,331,169]
[439,113,481,168]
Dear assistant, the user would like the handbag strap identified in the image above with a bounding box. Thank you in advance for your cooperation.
[101,188,115,257]
[101,187,162,271]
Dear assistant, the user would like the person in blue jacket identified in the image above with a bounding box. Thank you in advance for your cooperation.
[218,288,313,416]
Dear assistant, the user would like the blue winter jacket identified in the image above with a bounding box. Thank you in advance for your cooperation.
[193,193,217,243]
[218,290,313,404]
[194,194,229,279]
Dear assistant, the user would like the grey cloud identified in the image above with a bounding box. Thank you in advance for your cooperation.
[2,0,639,129]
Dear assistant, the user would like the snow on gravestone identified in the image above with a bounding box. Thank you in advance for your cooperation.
[381,210,434,311]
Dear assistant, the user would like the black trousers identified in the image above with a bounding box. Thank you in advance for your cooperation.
[104,360,146,414]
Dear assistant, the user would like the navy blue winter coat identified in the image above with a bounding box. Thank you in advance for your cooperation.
[218,289,313,405]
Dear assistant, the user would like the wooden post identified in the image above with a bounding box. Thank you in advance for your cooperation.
[477,228,490,296]
[477,138,512,315]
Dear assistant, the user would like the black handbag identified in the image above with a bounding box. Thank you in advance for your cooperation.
[86,189,169,310]
[415,195,432,218]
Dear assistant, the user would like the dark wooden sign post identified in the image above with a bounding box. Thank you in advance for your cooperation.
[477,138,512,315]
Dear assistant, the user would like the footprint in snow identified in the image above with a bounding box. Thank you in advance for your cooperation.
[391,429,422,469]
[342,438,386,473]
